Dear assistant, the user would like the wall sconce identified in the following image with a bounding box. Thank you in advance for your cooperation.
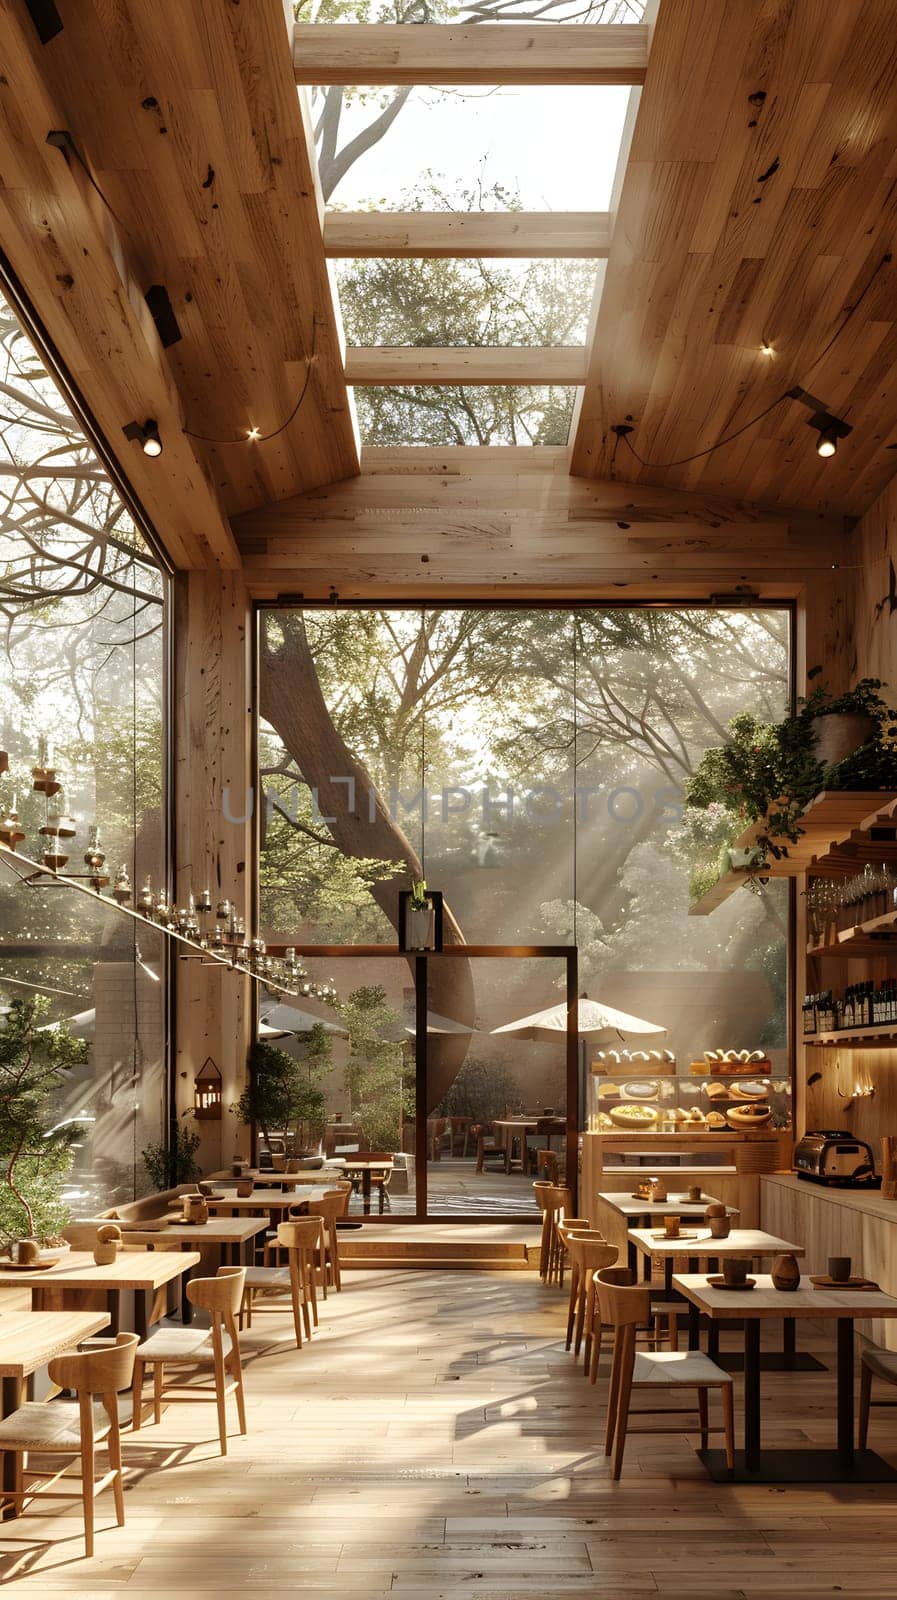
[194,1056,223,1120]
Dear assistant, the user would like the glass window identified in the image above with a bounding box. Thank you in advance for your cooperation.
[0,283,167,1219]
[334,258,595,347]
[352,383,577,444]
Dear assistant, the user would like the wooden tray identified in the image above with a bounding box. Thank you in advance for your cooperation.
[651,1229,703,1241]
[0,1258,56,1272]
[809,1274,880,1290]
[707,1275,756,1290]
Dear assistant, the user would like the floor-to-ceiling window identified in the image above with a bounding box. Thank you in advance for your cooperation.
[0,278,168,1214]
[257,605,790,1218]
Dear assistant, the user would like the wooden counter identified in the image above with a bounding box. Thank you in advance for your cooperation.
[761,1172,897,1349]
[583,1129,790,1233]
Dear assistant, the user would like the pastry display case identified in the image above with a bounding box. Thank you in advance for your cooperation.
[585,1047,792,1135]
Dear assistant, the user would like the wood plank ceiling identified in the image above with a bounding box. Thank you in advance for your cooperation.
[572,0,897,519]
[0,0,358,542]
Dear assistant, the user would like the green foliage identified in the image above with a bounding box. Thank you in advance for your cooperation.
[437,1056,525,1123]
[141,1119,202,1191]
[233,1041,326,1148]
[339,985,411,1153]
[0,996,88,1247]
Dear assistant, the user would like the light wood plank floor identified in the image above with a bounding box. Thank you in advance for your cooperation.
[3,1267,897,1596]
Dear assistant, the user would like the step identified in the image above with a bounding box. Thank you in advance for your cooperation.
[342,1254,536,1272]
[340,1235,531,1260]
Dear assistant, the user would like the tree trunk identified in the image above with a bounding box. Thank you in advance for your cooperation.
[259,617,474,1109]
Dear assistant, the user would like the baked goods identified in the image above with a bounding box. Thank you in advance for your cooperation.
[608,1103,659,1129]
[726,1103,772,1129]
[729,1079,770,1102]
[706,1111,728,1129]
[620,1080,659,1101]
[598,1082,621,1098]
[704,1082,729,1101]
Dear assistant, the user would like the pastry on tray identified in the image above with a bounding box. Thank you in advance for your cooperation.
[726,1103,772,1128]
[706,1111,728,1129]
[598,1082,621,1098]
[620,1079,659,1101]
[729,1079,770,1102]
[608,1103,659,1129]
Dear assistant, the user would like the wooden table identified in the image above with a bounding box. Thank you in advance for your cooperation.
[629,1228,816,1370]
[212,1166,346,1187]
[205,1187,331,1215]
[125,1217,268,1322]
[492,1119,537,1167]
[599,1191,739,1273]
[0,1309,111,1517]
[0,1250,200,1337]
[673,1271,897,1482]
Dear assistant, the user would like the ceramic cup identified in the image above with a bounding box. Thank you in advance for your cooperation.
[709,1215,731,1239]
[723,1257,749,1287]
[687,1185,702,1203]
[663,1214,680,1239]
[828,1256,852,1283]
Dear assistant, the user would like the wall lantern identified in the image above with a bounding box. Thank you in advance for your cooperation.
[398,882,444,953]
[194,1056,223,1120]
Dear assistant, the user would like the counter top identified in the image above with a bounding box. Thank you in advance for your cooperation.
[763,1172,897,1226]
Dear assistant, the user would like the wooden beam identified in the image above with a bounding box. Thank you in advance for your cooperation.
[293,23,649,85]
[324,210,612,259]
[344,348,588,386]
[232,447,848,600]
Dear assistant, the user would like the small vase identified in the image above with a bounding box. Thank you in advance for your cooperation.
[771,1252,801,1292]
[407,905,434,950]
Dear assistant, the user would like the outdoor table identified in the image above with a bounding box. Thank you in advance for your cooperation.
[492,1119,538,1168]
[0,1249,200,1338]
[598,1191,739,1274]
[673,1271,897,1482]
[0,1309,110,1517]
[628,1228,817,1370]
[341,1157,394,1214]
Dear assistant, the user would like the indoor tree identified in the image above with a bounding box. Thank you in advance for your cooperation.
[233,1040,326,1153]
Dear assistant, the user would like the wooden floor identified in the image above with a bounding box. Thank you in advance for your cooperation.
[3,1266,897,1596]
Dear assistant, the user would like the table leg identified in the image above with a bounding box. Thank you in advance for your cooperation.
[707,1321,720,1362]
[664,1258,673,1295]
[627,1237,637,1276]
[837,1318,855,1473]
[744,1317,761,1473]
[1,1375,23,1519]
[362,1169,372,1215]
[688,1301,700,1351]
[783,1317,797,1368]
[181,1246,194,1325]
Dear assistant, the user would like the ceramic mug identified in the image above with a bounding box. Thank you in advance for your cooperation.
[687,1185,702,1203]
[828,1256,852,1283]
[663,1214,680,1239]
[723,1257,749,1287]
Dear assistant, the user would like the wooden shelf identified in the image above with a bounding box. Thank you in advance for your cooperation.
[807,907,897,958]
[805,1026,897,1048]
[690,791,897,917]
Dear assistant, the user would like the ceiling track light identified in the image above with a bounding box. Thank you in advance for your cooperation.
[787,387,852,459]
[122,418,163,457]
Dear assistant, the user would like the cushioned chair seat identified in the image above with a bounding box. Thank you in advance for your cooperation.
[243,1266,291,1290]
[136,1326,233,1363]
[632,1350,732,1387]
[0,1400,111,1451]
[862,1345,897,1383]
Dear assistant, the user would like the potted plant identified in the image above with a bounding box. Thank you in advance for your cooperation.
[801,676,891,768]
[406,879,435,950]
[141,1115,202,1191]
[232,1040,325,1160]
[0,996,88,1259]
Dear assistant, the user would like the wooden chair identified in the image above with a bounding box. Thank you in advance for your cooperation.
[305,1189,349,1293]
[595,1274,734,1479]
[558,1228,618,1357]
[427,1117,449,1161]
[449,1116,470,1158]
[473,1122,509,1175]
[587,1267,683,1383]
[858,1340,897,1447]
[0,1331,138,1557]
[240,1218,320,1345]
[534,1149,560,1184]
[132,1266,247,1456]
[536,1183,573,1286]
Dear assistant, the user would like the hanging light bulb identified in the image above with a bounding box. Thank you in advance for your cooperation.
[815,424,839,458]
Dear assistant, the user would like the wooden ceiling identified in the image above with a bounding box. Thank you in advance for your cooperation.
[0,0,357,546]
[572,0,897,519]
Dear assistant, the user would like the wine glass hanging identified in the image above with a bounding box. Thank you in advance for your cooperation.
[0,741,337,1005]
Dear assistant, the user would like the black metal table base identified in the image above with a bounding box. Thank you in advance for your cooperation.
[698,1447,897,1484]
[717,1350,825,1373]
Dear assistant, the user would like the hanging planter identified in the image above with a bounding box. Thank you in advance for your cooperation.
[398,881,444,952]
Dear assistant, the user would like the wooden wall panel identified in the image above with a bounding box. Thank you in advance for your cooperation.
[173,570,253,1171]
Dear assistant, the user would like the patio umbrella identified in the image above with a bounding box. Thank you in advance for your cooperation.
[259,1001,347,1037]
[491,996,666,1043]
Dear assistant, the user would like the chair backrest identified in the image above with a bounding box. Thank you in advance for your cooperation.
[306,1192,345,1223]
[595,1270,652,1328]
[555,1218,591,1246]
[277,1218,323,1250]
[187,1265,246,1317]
[575,1238,618,1272]
[48,1331,139,1395]
[542,1183,571,1214]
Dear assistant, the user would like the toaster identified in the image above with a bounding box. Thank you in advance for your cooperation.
[793,1130,879,1186]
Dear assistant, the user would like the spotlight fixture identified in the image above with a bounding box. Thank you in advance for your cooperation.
[246,426,261,442]
[122,418,163,457]
[760,342,775,356]
[787,387,852,460]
